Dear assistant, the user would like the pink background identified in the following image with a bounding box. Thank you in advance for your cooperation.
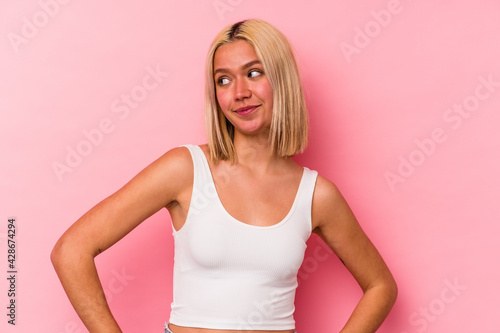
[1,1,499,332]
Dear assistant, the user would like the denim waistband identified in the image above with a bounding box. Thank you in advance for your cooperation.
[164,323,296,333]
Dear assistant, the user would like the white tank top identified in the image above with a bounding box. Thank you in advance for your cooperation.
[169,145,318,330]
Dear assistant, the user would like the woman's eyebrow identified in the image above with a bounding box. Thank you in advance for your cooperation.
[214,60,262,75]
[242,59,261,69]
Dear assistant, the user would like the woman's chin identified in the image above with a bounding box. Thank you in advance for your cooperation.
[234,126,271,138]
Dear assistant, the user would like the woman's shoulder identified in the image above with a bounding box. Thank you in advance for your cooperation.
[312,173,344,208]
[143,145,197,183]
[157,145,193,166]
[175,143,210,158]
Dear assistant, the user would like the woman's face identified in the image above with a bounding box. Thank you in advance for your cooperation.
[213,40,273,137]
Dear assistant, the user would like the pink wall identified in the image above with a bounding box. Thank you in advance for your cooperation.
[2,1,499,332]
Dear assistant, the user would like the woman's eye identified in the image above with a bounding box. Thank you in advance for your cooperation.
[248,70,262,78]
[217,77,230,86]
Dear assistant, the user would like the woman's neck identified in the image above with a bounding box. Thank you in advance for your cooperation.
[232,132,289,174]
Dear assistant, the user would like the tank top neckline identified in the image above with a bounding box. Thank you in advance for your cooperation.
[192,145,308,230]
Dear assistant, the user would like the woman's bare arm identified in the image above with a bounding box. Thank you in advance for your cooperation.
[312,175,398,332]
[50,147,192,332]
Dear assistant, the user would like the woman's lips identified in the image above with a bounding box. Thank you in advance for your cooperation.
[234,105,260,116]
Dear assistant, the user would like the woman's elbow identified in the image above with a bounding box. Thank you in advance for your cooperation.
[50,237,68,271]
[50,235,92,271]
[384,276,398,308]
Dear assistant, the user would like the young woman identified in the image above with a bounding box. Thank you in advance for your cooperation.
[51,19,397,333]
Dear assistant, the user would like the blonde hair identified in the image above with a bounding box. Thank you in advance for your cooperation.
[205,19,308,162]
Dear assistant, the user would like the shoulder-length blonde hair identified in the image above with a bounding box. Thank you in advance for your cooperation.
[205,19,308,162]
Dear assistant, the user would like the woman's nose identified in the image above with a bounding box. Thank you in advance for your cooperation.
[234,78,251,100]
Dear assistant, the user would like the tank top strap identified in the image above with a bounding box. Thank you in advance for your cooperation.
[301,167,319,198]
[292,167,318,235]
[181,144,213,187]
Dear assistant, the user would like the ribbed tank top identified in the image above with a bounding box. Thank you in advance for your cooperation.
[169,145,318,330]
